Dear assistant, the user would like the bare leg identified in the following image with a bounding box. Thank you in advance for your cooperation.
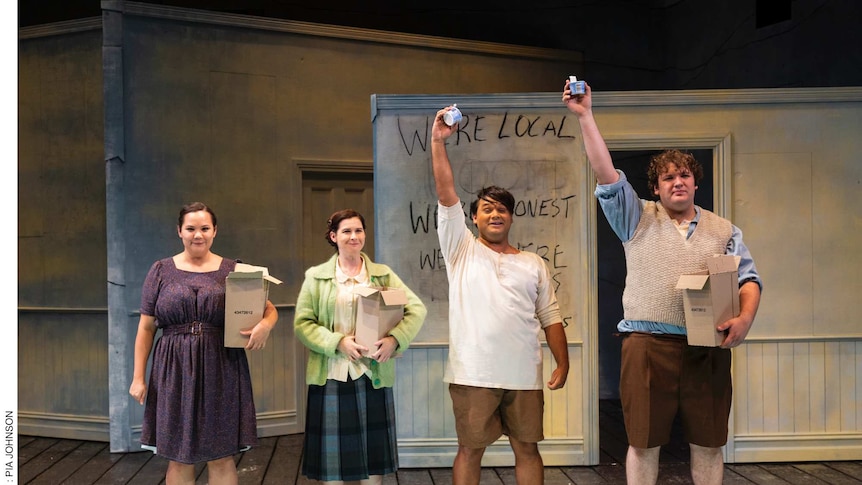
[625,445,660,485]
[206,456,238,485]
[508,437,543,485]
[165,461,196,485]
[690,444,723,485]
[452,445,485,485]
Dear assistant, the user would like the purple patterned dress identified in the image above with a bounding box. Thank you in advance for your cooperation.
[139,257,258,464]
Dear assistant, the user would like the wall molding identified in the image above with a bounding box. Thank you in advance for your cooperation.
[293,158,373,173]
[255,410,299,438]
[371,88,862,117]
[19,412,110,443]
[20,410,294,444]
[18,307,108,314]
[18,18,102,39]
[732,432,862,462]
[397,437,587,468]
[741,335,862,342]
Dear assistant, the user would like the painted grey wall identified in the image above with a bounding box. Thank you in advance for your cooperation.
[18,2,583,445]
[18,27,109,440]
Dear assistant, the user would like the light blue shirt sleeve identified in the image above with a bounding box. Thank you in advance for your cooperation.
[594,170,643,243]
[727,226,762,291]
[596,169,762,335]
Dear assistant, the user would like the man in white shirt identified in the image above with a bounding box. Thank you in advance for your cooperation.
[431,105,570,485]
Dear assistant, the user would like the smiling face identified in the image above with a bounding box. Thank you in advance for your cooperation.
[653,162,697,218]
[472,197,513,245]
[329,216,366,255]
[177,210,217,257]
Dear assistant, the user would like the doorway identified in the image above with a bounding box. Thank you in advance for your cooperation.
[301,170,375,268]
[294,167,374,433]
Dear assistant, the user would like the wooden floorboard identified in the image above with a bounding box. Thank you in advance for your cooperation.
[427,468,455,484]
[559,465,611,484]
[589,463,628,483]
[236,436,277,484]
[28,441,106,485]
[19,439,83,484]
[658,462,700,484]
[124,453,168,485]
[60,442,127,484]
[543,467,575,484]
[491,467,514,484]
[17,437,862,484]
[829,462,862,480]
[723,464,782,484]
[760,463,835,484]
[394,469,434,485]
[19,438,60,467]
[16,401,862,484]
[794,463,862,484]
[92,451,153,485]
[261,435,303,485]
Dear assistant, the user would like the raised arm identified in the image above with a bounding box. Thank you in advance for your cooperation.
[563,81,619,185]
[430,106,460,207]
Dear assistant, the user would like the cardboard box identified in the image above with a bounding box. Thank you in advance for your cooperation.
[353,286,407,356]
[675,255,741,347]
[224,263,282,348]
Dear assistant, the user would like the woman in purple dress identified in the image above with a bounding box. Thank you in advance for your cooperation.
[129,202,278,485]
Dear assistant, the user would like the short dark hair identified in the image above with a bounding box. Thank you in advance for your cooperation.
[469,186,516,217]
[178,202,217,227]
[646,149,704,195]
[325,209,366,249]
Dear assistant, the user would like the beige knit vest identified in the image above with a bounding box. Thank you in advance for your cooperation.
[622,202,732,328]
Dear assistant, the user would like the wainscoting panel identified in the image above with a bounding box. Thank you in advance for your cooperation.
[731,339,862,462]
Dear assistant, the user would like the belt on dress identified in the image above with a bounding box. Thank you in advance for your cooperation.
[160,321,220,335]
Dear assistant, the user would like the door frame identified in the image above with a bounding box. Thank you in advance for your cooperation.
[287,158,374,434]
[591,133,732,462]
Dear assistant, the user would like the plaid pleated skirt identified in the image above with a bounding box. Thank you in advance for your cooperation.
[301,375,398,481]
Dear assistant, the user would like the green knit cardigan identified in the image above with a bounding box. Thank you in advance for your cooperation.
[294,252,427,388]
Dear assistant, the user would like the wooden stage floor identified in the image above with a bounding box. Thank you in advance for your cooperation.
[17,401,862,484]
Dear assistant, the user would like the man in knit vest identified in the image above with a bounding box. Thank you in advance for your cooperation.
[563,81,762,485]
[430,105,570,485]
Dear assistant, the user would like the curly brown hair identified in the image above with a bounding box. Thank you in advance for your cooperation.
[646,149,704,195]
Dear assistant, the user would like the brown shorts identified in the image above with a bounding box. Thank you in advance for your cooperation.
[448,384,544,448]
[620,332,732,449]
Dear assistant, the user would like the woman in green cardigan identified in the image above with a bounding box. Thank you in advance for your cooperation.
[294,209,427,484]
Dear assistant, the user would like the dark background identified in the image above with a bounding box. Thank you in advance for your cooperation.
[17,0,862,91]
